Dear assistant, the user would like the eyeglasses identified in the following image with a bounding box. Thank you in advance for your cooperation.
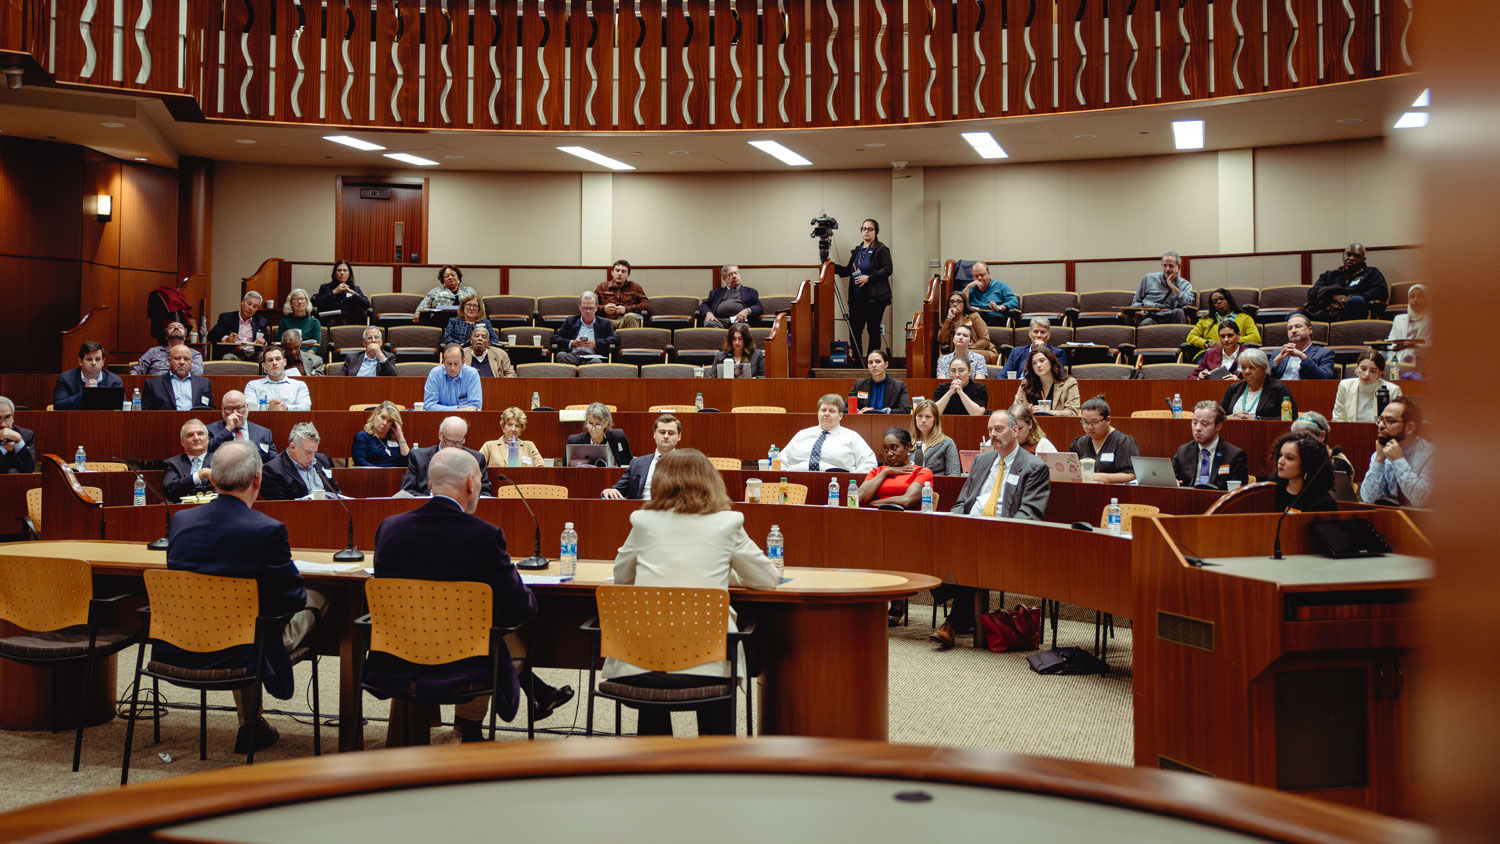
[585,420,605,428]
[439,437,466,447]
[859,226,876,232]
[1080,417,1107,428]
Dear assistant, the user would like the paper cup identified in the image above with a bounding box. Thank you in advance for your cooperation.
[413,402,424,411]
[311,489,326,500]
[508,334,517,345]
[1226,480,1242,492]
[745,479,762,503]
[757,459,771,471]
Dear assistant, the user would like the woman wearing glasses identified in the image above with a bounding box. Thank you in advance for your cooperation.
[1069,396,1140,484]
[564,401,633,466]
[833,218,893,362]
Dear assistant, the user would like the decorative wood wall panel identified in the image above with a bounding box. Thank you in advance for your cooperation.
[6,0,1415,133]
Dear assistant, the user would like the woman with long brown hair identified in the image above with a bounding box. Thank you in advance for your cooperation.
[1013,346,1080,415]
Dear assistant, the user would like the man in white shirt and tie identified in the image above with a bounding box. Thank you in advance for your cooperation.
[777,394,879,473]
[603,414,682,500]
[244,346,312,412]
[162,419,214,502]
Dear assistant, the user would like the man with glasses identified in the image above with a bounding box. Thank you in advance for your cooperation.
[423,345,483,411]
[1127,251,1194,325]
[1360,397,1433,507]
[206,390,278,458]
[550,291,619,365]
[1308,242,1387,322]
[700,264,763,327]
[400,416,494,497]
[0,396,35,474]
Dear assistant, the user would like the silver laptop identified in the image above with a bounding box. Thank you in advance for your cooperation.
[1131,456,1180,488]
[565,443,610,467]
[1042,452,1083,483]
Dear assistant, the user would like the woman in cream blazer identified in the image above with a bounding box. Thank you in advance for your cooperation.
[1331,350,1403,423]
[477,407,546,467]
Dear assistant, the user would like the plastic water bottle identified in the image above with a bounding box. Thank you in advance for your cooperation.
[847,480,858,508]
[530,391,540,410]
[131,387,142,412]
[258,394,268,412]
[1170,393,1182,419]
[921,482,935,512]
[826,478,840,507]
[507,438,520,468]
[1106,498,1122,536]
[133,474,147,507]
[768,444,780,471]
[766,525,784,578]
[74,446,86,472]
[695,392,704,411]
[559,522,577,577]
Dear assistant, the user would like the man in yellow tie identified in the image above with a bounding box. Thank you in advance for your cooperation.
[930,407,1053,648]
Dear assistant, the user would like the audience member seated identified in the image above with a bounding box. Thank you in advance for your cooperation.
[1013,347,1080,416]
[849,349,910,413]
[934,324,989,380]
[1360,396,1432,507]
[208,291,271,362]
[1002,317,1067,375]
[960,262,1018,325]
[1127,252,1194,325]
[1221,348,1296,420]
[606,448,779,737]
[206,391,277,458]
[244,346,312,412]
[1386,283,1429,373]
[910,399,960,475]
[1271,313,1336,381]
[52,341,123,409]
[1070,396,1139,484]
[163,419,215,502]
[932,357,988,417]
[939,292,997,365]
[778,394,878,473]
[463,326,516,377]
[352,401,411,468]
[142,345,215,411]
[0,396,36,474]
[1290,412,1356,478]
[478,407,546,469]
[313,259,371,325]
[565,402,633,467]
[401,416,494,497]
[935,409,1051,647]
[1187,288,1261,353]
[1011,402,1058,454]
[278,288,322,348]
[158,440,328,754]
[415,265,477,319]
[857,428,935,509]
[603,414,681,500]
[1172,401,1248,490]
[260,422,343,501]
[699,264,762,327]
[133,321,204,377]
[370,447,573,741]
[1192,319,1248,380]
[708,323,765,378]
[441,294,494,347]
[343,326,397,377]
[279,329,323,377]
[424,345,483,412]
[1307,243,1387,322]
[1272,431,1340,513]
[595,259,651,329]
[550,292,619,365]
[1333,350,1403,423]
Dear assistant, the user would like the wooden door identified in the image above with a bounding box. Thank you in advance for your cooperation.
[335,179,427,265]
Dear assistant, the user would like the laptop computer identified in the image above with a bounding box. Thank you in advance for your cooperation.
[1131,456,1181,488]
[1042,451,1083,483]
[78,386,125,410]
[565,443,610,467]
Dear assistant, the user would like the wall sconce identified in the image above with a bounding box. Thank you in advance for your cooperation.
[93,194,112,220]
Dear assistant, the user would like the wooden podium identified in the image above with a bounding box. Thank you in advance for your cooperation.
[1133,510,1431,816]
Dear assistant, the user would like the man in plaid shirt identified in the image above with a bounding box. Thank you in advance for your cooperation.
[594,259,652,329]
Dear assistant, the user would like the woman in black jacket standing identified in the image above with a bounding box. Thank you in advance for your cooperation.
[834,218,893,361]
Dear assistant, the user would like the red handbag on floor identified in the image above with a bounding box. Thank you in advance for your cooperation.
[979,604,1042,652]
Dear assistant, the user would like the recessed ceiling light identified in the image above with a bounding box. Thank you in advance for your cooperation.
[1412,88,1430,108]
[324,135,386,151]
[235,138,256,144]
[1172,120,1205,150]
[864,142,886,148]
[749,140,812,166]
[1393,112,1429,130]
[558,146,636,170]
[133,157,147,161]
[960,132,1008,159]
[1074,134,1097,140]
[444,154,465,159]
[1337,118,1363,124]
[382,152,439,166]
[100,122,125,128]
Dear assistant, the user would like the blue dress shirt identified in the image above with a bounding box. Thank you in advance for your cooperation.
[423,365,483,411]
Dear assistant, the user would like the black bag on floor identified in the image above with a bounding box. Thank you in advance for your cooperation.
[1026,647,1107,676]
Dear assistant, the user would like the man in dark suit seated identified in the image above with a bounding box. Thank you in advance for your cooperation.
[207,290,271,362]
[1001,317,1069,377]
[155,440,328,754]
[1172,401,1248,491]
[342,326,396,376]
[370,448,573,741]
[53,341,124,409]
[206,390,277,458]
[550,292,619,366]
[602,414,680,500]
[141,345,216,411]
[0,396,35,474]
[933,408,1052,648]
[259,422,344,501]
[162,419,215,502]
[1270,313,1337,380]
[399,416,494,497]
[699,264,763,326]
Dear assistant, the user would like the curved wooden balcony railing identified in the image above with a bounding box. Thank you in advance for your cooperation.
[0,0,1417,134]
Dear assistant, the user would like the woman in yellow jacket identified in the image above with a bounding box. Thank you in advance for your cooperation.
[1187,288,1261,353]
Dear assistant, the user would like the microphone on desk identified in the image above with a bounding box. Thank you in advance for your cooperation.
[494,473,550,570]
[1271,453,1332,560]
[314,464,364,562]
[113,457,171,551]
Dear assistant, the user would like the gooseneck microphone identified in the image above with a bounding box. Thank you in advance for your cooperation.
[314,464,364,562]
[1271,454,1333,560]
[494,473,550,570]
[113,457,171,551]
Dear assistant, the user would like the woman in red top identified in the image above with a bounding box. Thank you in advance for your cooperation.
[856,428,935,509]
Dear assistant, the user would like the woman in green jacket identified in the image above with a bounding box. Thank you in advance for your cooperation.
[1187,288,1260,353]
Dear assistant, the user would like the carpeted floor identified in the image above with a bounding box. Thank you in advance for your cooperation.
[0,595,1131,813]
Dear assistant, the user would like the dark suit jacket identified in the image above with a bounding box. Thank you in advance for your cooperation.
[566,429,633,466]
[206,420,278,459]
[313,280,371,323]
[141,373,216,411]
[401,445,494,497]
[162,453,214,502]
[549,315,619,357]
[1002,344,1068,376]
[950,447,1051,520]
[368,496,538,720]
[1220,378,1297,421]
[698,284,763,322]
[157,495,308,699]
[609,452,660,500]
[1171,438,1249,491]
[836,241,894,305]
[207,311,271,345]
[848,376,912,413]
[52,368,124,409]
[0,426,35,474]
[1270,344,1337,380]
[259,451,342,501]
[341,350,397,377]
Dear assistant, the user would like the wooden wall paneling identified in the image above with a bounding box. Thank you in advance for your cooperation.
[566,0,590,128]
[342,0,374,124]
[805,0,833,127]
[902,0,931,121]
[271,0,300,121]
[616,0,642,129]
[77,151,121,269]
[1262,0,1310,90]
[1154,0,1190,103]
[422,0,456,128]
[930,0,956,119]
[814,263,835,364]
[0,137,83,261]
[760,0,788,127]
[394,0,424,126]
[245,0,275,118]
[526,0,564,128]
[120,164,179,272]
[1107,0,1152,108]
[216,0,249,117]
[733,0,759,128]
[448,0,474,128]
[178,162,213,301]
[122,0,178,92]
[639,0,665,129]
[853,0,883,123]
[827,0,854,125]
[1002,0,1032,115]
[662,0,688,129]
[591,0,619,129]
[518,0,547,130]
[0,257,81,374]
[368,0,397,127]
[708,0,733,128]
[951,0,979,120]
[468,1,496,129]
[681,0,711,129]
[321,0,349,124]
[116,270,177,354]
[782,0,807,126]
[1055,0,1089,112]
[1210,0,1252,97]
[77,263,120,357]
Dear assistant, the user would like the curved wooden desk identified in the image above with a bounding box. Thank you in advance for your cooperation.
[0,738,1427,844]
